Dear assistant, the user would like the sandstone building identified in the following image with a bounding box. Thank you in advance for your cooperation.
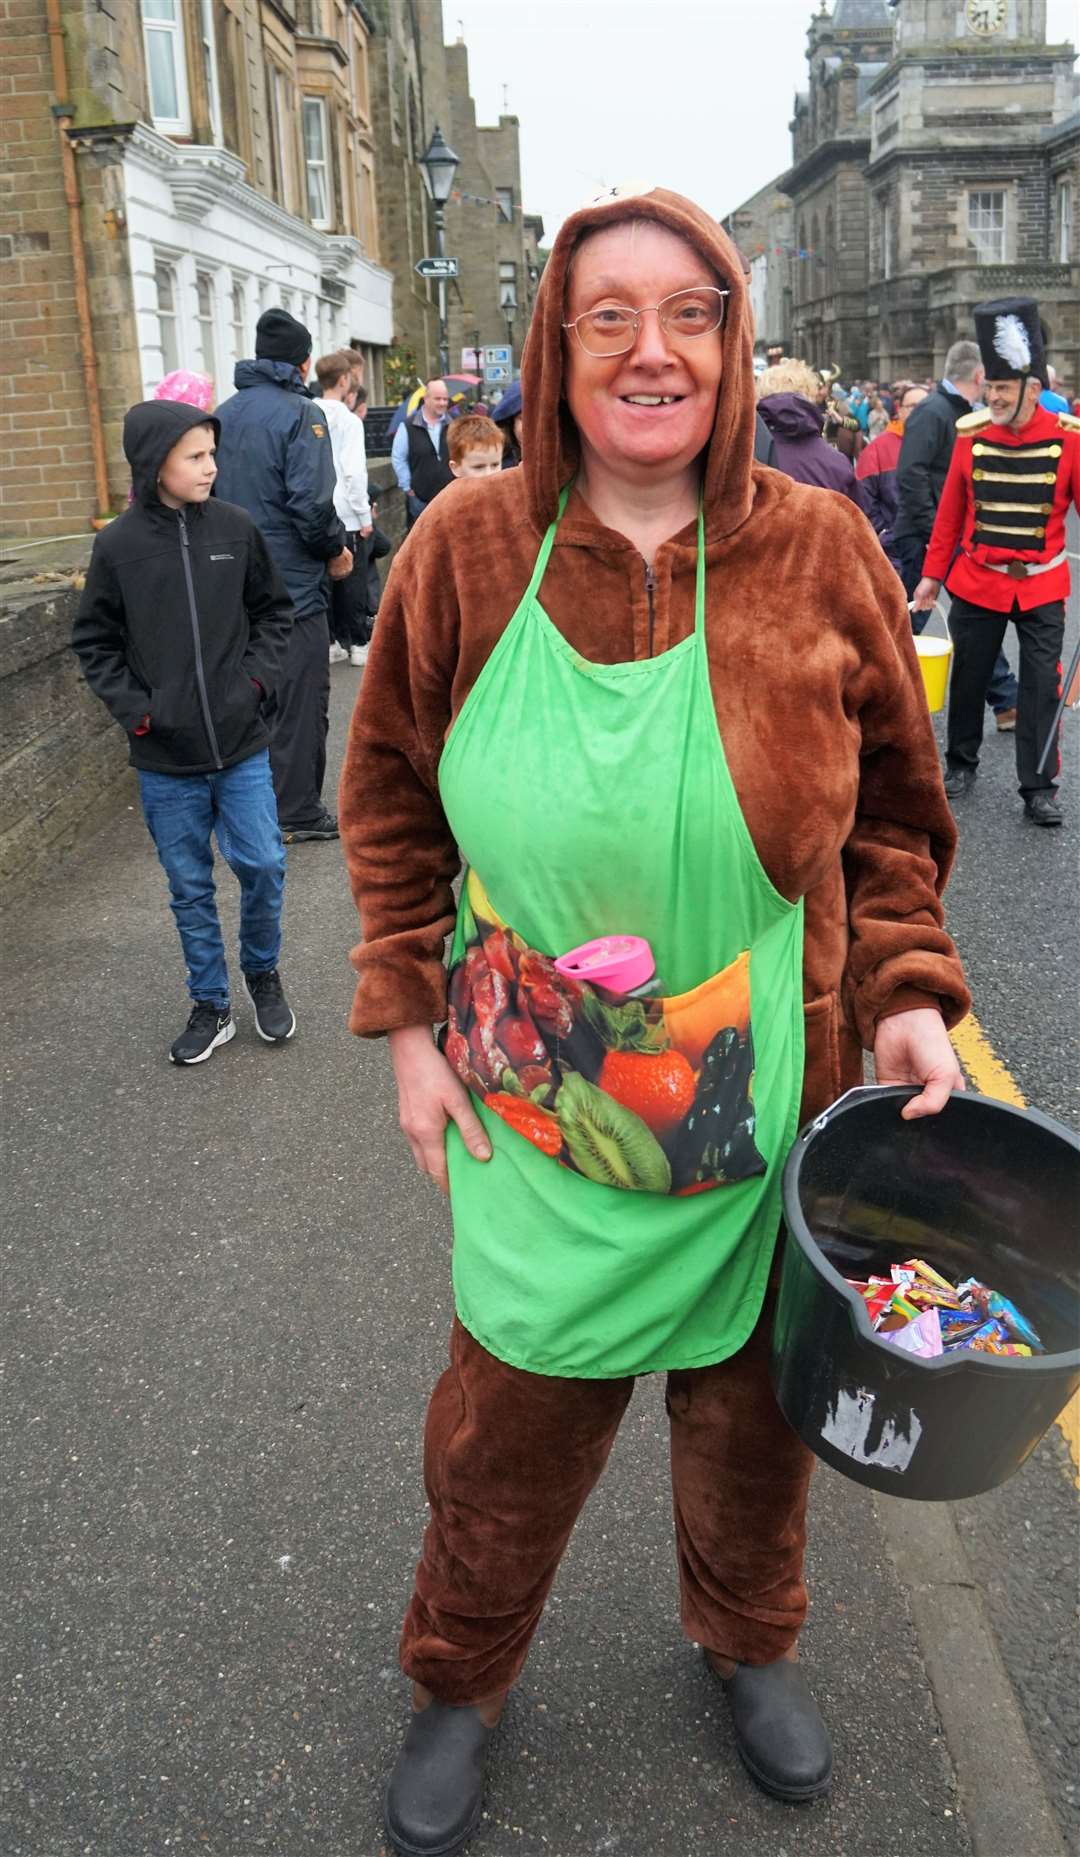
[366,6,542,397]
[1,1,542,541]
[723,0,1079,386]
[3,1,393,539]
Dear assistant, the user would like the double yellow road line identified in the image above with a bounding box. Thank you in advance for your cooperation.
[950,1013,1080,1484]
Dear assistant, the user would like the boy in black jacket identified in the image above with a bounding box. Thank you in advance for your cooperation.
[73,400,297,1065]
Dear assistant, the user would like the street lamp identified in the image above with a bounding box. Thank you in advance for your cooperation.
[419,123,459,376]
[500,280,518,376]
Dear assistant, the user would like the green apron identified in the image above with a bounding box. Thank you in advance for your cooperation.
[437,488,805,1378]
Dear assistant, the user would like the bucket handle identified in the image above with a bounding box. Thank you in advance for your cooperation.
[907,598,952,646]
[808,1083,908,1137]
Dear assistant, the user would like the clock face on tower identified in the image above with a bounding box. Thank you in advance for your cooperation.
[965,0,1007,34]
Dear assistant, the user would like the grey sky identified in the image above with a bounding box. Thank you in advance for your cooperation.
[448,0,1078,243]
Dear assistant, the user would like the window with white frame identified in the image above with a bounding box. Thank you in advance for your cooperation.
[154,257,180,373]
[498,260,517,310]
[968,191,1006,265]
[1057,180,1072,264]
[142,1,191,133]
[302,97,331,228]
[496,188,514,224]
[230,275,247,365]
[195,271,217,383]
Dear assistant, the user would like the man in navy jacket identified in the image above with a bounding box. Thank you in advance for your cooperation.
[215,309,352,839]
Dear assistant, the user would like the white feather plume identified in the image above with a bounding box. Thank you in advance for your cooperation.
[993,314,1032,371]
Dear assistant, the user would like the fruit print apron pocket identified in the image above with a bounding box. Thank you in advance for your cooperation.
[442,871,766,1196]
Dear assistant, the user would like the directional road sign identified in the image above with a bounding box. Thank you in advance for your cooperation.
[415,256,459,279]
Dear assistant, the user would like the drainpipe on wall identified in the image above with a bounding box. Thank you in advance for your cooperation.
[45,0,113,527]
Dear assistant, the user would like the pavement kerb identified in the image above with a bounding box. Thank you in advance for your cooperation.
[875,1492,1067,1857]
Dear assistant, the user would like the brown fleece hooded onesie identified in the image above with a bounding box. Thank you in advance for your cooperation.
[340,189,969,1698]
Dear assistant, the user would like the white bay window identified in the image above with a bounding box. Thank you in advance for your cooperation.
[302,97,332,230]
[142,1,190,134]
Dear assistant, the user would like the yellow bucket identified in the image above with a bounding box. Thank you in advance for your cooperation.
[914,634,952,712]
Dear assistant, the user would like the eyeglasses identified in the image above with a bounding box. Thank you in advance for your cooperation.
[563,287,729,358]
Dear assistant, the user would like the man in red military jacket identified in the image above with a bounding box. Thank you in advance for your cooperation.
[913,295,1080,827]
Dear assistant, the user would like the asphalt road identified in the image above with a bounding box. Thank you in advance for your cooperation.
[3,554,1077,1855]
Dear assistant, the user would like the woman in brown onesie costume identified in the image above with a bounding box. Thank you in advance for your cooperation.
[340,187,969,1856]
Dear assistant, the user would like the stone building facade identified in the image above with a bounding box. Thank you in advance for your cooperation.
[788,0,893,374]
[720,180,796,350]
[2,0,393,540]
[366,6,541,393]
[865,0,1079,384]
[722,0,1079,386]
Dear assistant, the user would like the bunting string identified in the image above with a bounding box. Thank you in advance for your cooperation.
[748,240,827,264]
[449,187,522,214]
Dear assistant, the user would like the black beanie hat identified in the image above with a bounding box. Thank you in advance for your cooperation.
[255,307,313,366]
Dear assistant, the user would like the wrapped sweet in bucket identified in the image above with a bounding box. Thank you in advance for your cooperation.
[844,1258,1045,1357]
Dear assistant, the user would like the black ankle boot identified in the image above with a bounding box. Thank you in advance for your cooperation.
[384,1701,495,1856]
[709,1654,832,1801]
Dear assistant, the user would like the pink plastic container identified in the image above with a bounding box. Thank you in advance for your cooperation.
[554,935,656,996]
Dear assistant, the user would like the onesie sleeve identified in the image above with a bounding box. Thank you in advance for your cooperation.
[338,531,462,1036]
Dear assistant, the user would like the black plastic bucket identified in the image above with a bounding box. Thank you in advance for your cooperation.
[772,1085,1080,1501]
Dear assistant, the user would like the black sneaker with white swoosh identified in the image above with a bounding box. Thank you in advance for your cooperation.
[169,1002,236,1065]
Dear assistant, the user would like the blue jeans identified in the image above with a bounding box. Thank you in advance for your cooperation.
[138,750,286,1010]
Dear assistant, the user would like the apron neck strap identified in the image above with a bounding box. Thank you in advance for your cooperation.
[524,482,572,605]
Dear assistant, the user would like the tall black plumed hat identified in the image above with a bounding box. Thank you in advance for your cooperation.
[973,297,1048,388]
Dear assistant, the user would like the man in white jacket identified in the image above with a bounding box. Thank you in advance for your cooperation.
[316,350,374,666]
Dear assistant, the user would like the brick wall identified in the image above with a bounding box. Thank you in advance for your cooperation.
[0,558,132,897]
[0,0,147,542]
[0,1,97,539]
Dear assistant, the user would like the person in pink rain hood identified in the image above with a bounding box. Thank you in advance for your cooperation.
[154,370,215,412]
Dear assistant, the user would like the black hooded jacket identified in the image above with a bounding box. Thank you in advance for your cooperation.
[72,400,295,776]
